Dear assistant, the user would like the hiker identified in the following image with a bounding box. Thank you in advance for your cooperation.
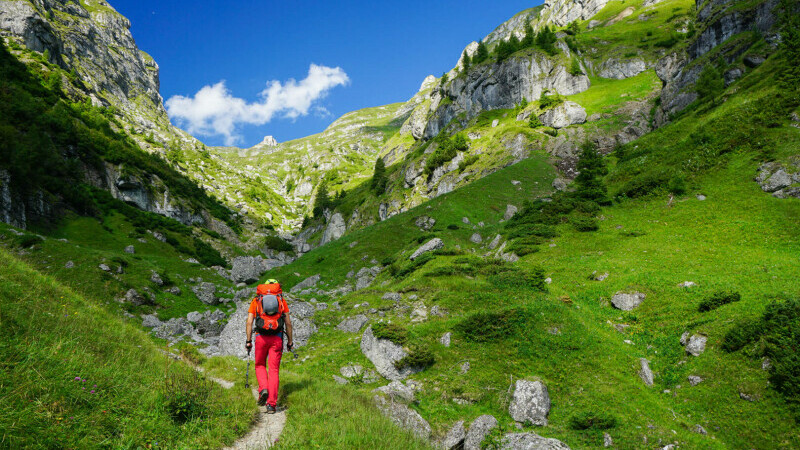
[245,279,293,414]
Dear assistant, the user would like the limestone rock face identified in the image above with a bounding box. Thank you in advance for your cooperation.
[598,58,648,79]
[229,256,267,284]
[337,314,369,333]
[290,274,321,293]
[321,212,346,245]
[538,0,611,27]
[540,101,587,129]
[509,380,551,426]
[361,326,419,381]
[441,421,467,450]
[193,282,218,305]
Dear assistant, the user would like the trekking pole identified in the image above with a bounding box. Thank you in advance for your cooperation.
[245,347,251,388]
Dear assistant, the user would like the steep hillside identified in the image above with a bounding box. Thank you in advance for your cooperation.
[256,33,800,448]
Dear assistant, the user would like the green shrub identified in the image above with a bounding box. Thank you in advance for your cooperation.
[396,253,435,278]
[569,56,584,76]
[394,345,435,370]
[458,154,479,172]
[455,307,534,342]
[263,235,294,253]
[447,224,460,230]
[568,411,618,430]
[543,127,558,137]
[372,323,409,346]
[538,90,564,110]
[668,174,687,195]
[697,63,725,101]
[162,370,213,424]
[424,137,459,178]
[529,116,543,128]
[13,234,43,248]
[571,216,599,232]
[489,266,546,291]
[371,157,388,194]
[193,237,227,267]
[699,291,742,312]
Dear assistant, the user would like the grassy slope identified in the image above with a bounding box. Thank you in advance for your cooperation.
[262,52,800,448]
[0,248,255,448]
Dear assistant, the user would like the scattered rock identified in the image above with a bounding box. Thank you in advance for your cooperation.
[739,392,756,402]
[374,380,416,403]
[441,421,466,450]
[460,361,470,374]
[361,325,418,381]
[509,380,550,426]
[150,271,164,286]
[410,238,444,260]
[291,274,321,293]
[124,245,135,254]
[415,215,436,231]
[229,256,266,284]
[470,233,482,244]
[685,334,707,356]
[337,315,369,333]
[430,305,446,317]
[488,234,502,250]
[595,272,609,282]
[499,432,571,449]
[611,291,645,310]
[355,266,382,290]
[382,292,402,302]
[64,261,74,269]
[124,289,148,306]
[333,375,349,385]
[186,311,203,323]
[440,332,452,347]
[98,264,111,272]
[193,282,219,305]
[464,415,498,450]
[504,204,518,220]
[373,394,431,440]
[639,358,654,386]
[141,314,161,328]
[410,302,428,322]
[604,432,613,447]
[696,194,707,201]
[166,286,182,296]
[693,424,707,435]
[762,358,771,370]
[491,119,499,128]
[678,281,696,288]
[688,375,704,386]
[511,180,521,186]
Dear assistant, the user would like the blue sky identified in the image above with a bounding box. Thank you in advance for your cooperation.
[112,0,538,147]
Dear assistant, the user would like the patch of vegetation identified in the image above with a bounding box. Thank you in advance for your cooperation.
[568,411,618,430]
[424,134,469,178]
[371,157,387,195]
[264,235,294,253]
[162,370,213,424]
[392,252,435,278]
[372,322,409,346]
[488,266,547,291]
[455,307,538,343]
[698,290,742,312]
[394,346,435,370]
[12,234,43,248]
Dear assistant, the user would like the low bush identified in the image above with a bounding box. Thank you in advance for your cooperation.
[699,290,742,312]
[162,370,213,424]
[489,266,546,291]
[13,234,43,248]
[447,224,460,230]
[263,235,293,253]
[455,307,535,342]
[571,216,599,232]
[395,253,435,278]
[568,411,618,430]
[394,346,435,370]
[372,322,409,346]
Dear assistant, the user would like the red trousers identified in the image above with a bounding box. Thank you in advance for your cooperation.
[254,333,283,407]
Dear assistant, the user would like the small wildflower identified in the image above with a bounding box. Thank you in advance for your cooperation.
[93,384,97,388]
[74,376,80,381]
[82,387,85,390]
[90,390,95,394]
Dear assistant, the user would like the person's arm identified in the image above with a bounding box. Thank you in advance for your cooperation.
[284,314,294,349]
[245,312,254,351]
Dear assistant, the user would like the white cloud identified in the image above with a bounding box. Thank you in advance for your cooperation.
[166,64,349,145]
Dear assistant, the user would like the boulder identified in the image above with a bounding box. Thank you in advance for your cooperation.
[410,302,428,322]
[685,334,707,356]
[193,282,218,305]
[153,318,193,340]
[604,432,613,447]
[186,311,203,323]
[415,215,436,231]
[229,256,267,284]
[361,325,418,381]
[99,264,111,272]
[509,380,551,426]
[289,301,316,320]
[539,101,587,129]
[504,204,518,220]
[337,315,369,333]
[440,421,466,450]
[693,424,708,435]
[470,233,483,244]
[488,234,503,250]
[639,358,654,386]
[373,394,431,440]
[410,238,444,260]
[289,317,317,347]
[382,292,402,302]
[291,274,321,293]
[688,375,704,386]
[321,212,346,245]
[464,415,498,450]
[150,271,164,286]
[65,261,74,269]
[611,291,645,310]
[440,332,452,347]
[374,380,416,403]
[141,314,161,328]
[355,266,381,290]
[500,432,571,449]
[124,289,148,306]
[124,245,135,254]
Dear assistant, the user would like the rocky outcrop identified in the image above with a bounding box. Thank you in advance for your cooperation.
[756,161,800,199]
[373,394,431,440]
[410,238,444,260]
[416,54,590,139]
[537,0,610,28]
[465,415,498,450]
[361,325,419,381]
[597,58,648,79]
[539,101,587,129]
[320,212,346,245]
[500,432,571,449]
[509,380,551,426]
[0,169,54,229]
[337,314,369,333]
[611,291,645,310]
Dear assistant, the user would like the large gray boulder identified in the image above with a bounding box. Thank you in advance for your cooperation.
[611,291,645,310]
[410,238,444,260]
[337,314,369,333]
[355,266,381,290]
[290,317,318,348]
[124,289,148,306]
[440,421,466,450]
[685,334,707,356]
[361,325,418,381]
[598,57,647,79]
[639,358,654,386]
[321,212,346,245]
[504,204,518,220]
[290,274,321,293]
[509,380,551,426]
[192,282,219,305]
[374,380,416,403]
[289,300,316,320]
[464,415,498,450]
[415,215,436,231]
[229,256,267,284]
[373,394,431,440]
[219,301,253,358]
[141,314,161,328]
[500,432,571,449]
[539,101,587,129]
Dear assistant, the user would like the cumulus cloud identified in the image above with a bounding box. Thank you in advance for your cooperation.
[166,64,349,145]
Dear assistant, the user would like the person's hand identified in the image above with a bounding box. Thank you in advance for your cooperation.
[287,341,294,351]
[245,341,252,352]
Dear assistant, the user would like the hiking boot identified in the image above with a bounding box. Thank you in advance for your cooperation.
[266,404,276,414]
[257,389,268,406]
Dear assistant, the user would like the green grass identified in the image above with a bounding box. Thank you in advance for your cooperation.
[567,70,661,116]
[0,248,255,448]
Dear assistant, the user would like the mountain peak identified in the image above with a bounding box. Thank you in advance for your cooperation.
[258,135,279,147]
